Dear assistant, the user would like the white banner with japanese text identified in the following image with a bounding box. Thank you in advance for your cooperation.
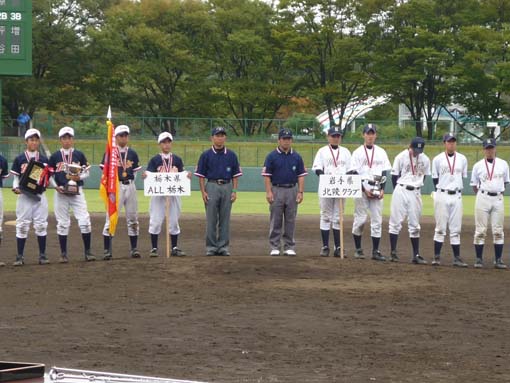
[144,171,191,196]
[318,174,362,198]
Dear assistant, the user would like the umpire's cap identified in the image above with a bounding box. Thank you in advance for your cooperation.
[115,125,130,136]
[25,128,41,140]
[410,137,426,153]
[363,123,377,134]
[211,126,227,136]
[58,126,74,138]
[158,132,173,143]
[483,138,497,148]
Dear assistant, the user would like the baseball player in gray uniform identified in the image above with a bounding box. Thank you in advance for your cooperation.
[348,124,391,261]
[431,133,468,267]
[49,126,94,262]
[101,125,142,259]
[312,126,351,257]
[470,138,509,269]
[389,137,431,264]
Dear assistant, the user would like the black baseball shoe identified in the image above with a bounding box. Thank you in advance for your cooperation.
[495,258,508,270]
[412,254,427,265]
[85,250,96,262]
[130,248,141,258]
[60,252,69,263]
[371,250,386,261]
[474,258,484,268]
[320,246,330,257]
[103,249,112,261]
[333,247,341,258]
[390,250,399,262]
[431,255,440,266]
[452,256,468,268]
[171,247,187,257]
[354,249,365,259]
[39,255,50,265]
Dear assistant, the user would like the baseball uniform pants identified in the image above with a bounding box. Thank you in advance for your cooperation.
[16,193,48,238]
[474,192,504,245]
[352,193,384,238]
[433,191,462,245]
[148,195,182,236]
[389,185,422,238]
[103,182,139,237]
[54,187,91,236]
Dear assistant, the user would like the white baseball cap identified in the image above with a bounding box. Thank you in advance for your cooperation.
[58,126,74,137]
[114,125,130,136]
[24,128,41,140]
[158,132,173,143]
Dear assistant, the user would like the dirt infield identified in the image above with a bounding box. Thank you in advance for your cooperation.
[1,213,510,383]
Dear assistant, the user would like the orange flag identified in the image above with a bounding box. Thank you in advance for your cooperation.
[99,112,119,235]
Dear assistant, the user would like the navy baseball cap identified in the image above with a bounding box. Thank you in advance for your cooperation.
[327,126,343,136]
[363,123,377,134]
[278,129,293,139]
[211,126,227,136]
[443,133,456,142]
[483,138,497,148]
[410,137,426,153]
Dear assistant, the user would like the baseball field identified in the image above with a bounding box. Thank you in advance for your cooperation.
[1,189,510,382]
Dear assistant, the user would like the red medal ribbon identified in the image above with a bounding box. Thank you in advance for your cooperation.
[485,158,496,181]
[25,151,39,163]
[445,152,456,175]
[329,145,340,168]
[161,153,173,172]
[364,145,375,169]
[61,148,73,166]
[408,151,417,175]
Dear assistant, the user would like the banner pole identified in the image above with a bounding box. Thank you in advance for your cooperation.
[339,197,344,259]
[166,196,171,258]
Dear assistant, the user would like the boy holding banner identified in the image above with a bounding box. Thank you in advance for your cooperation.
[143,132,187,257]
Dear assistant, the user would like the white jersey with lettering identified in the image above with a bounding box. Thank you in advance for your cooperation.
[471,157,509,246]
[391,149,431,188]
[432,151,468,245]
[350,144,391,239]
[312,145,351,230]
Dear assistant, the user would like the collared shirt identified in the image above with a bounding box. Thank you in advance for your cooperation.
[100,146,141,182]
[49,148,90,187]
[391,149,431,188]
[147,153,184,173]
[0,154,8,187]
[194,146,242,180]
[262,147,308,184]
[11,151,49,176]
[432,151,468,191]
[470,157,509,193]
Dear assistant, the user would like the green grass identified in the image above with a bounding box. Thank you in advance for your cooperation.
[0,188,498,216]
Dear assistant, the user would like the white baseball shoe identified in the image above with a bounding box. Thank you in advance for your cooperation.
[283,249,296,256]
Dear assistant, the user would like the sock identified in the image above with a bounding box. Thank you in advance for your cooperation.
[353,234,362,250]
[389,233,398,252]
[82,233,91,252]
[151,234,158,249]
[171,234,178,249]
[103,235,111,251]
[37,235,47,255]
[475,244,484,259]
[332,229,340,248]
[434,241,443,257]
[371,236,380,252]
[129,235,138,250]
[410,237,419,256]
[58,235,67,254]
[495,244,503,261]
[321,230,329,247]
[451,244,460,258]
[16,237,26,256]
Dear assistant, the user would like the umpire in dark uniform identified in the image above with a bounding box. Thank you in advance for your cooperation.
[262,128,308,256]
[195,127,242,256]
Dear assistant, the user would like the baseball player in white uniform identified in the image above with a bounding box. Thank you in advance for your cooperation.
[389,137,431,264]
[101,125,142,259]
[431,133,468,267]
[143,132,189,257]
[49,127,94,262]
[312,126,351,257]
[10,128,52,266]
[348,124,391,261]
[0,154,8,266]
[470,138,509,269]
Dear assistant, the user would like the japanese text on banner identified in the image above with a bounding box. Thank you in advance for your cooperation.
[318,174,362,198]
[144,171,191,196]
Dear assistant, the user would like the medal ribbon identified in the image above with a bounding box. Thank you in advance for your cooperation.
[485,158,496,181]
[329,145,340,168]
[364,145,375,169]
[161,153,173,172]
[408,151,417,175]
[118,148,128,174]
[25,150,39,163]
[60,148,73,166]
[445,152,456,175]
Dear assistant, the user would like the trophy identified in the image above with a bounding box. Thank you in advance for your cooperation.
[63,163,83,195]
[19,159,48,201]
[367,174,386,197]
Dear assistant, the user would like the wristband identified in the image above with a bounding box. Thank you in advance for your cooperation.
[232,189,238,193]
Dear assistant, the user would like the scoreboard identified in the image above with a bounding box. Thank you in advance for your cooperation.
[0,0,31,76]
